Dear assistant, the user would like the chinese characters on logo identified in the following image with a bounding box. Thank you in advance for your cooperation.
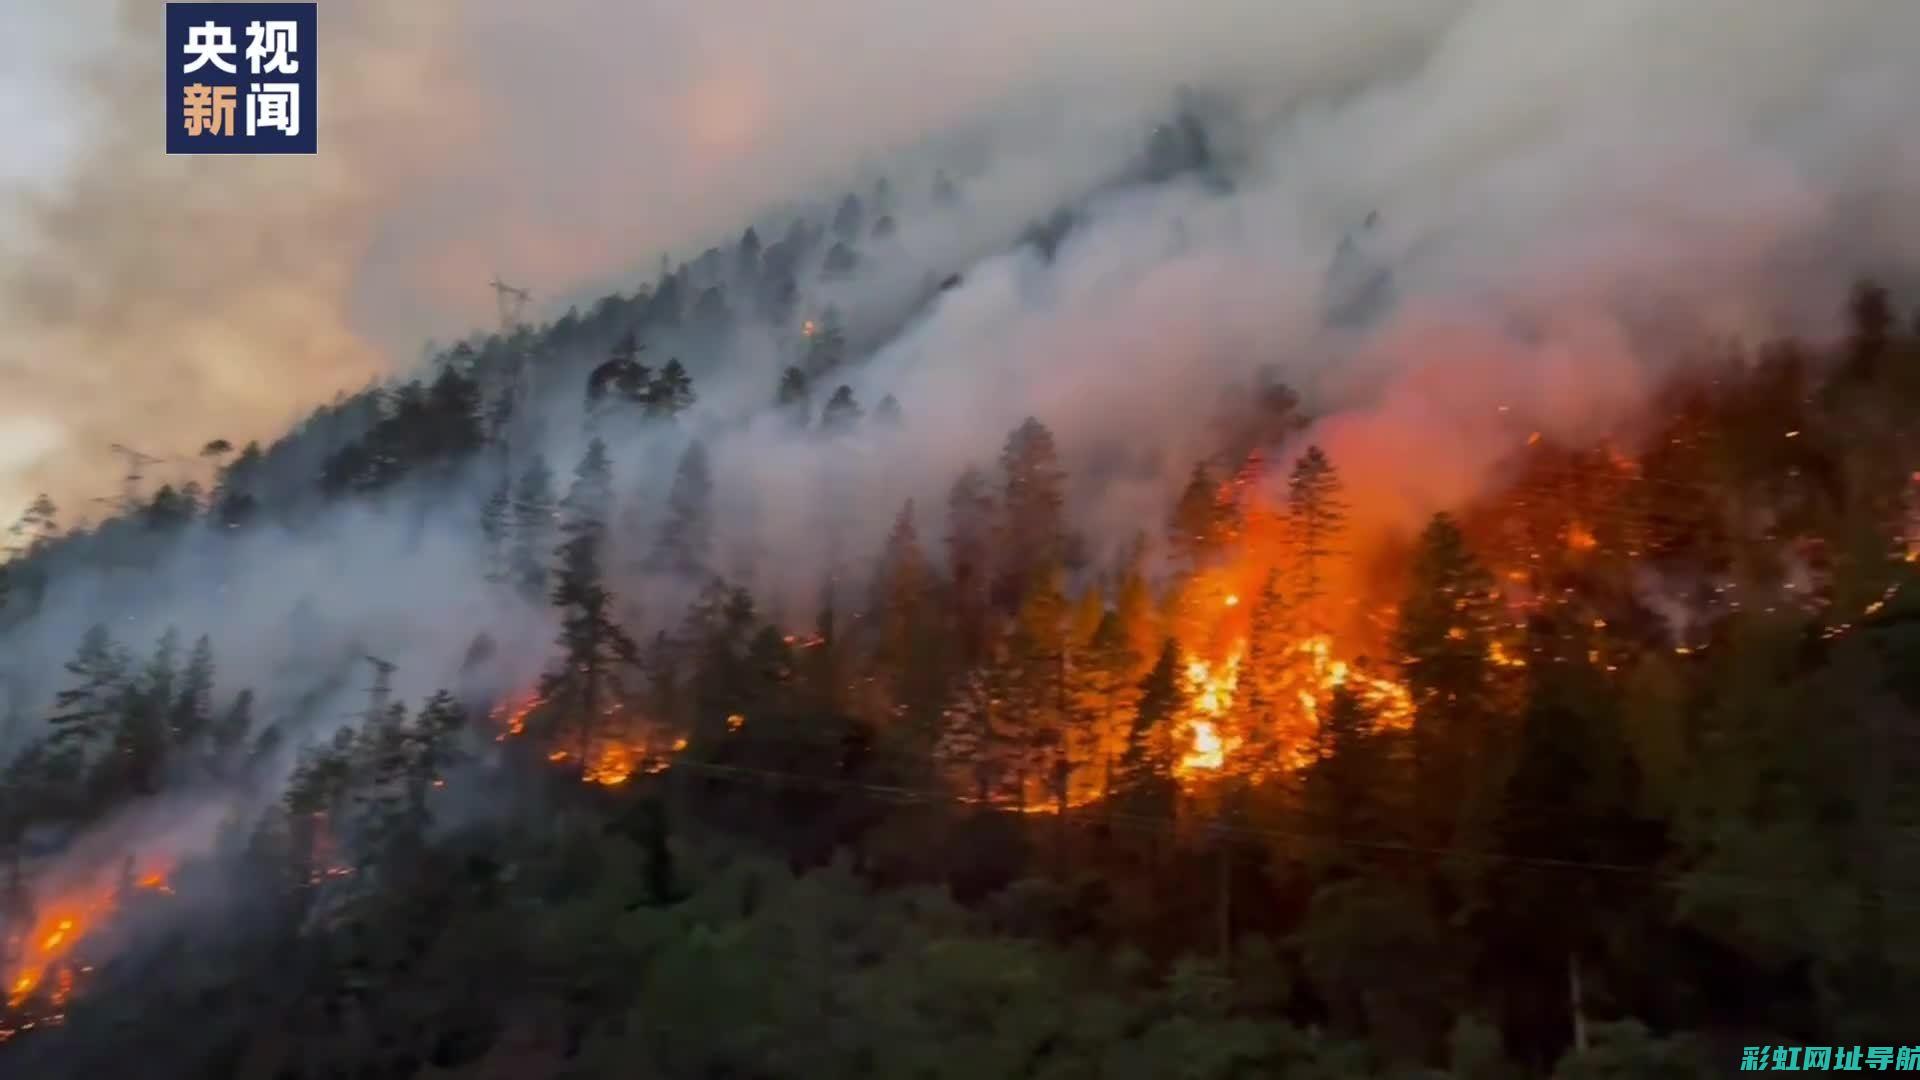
[166,4,315,154]
[1741,1044,1920,1071]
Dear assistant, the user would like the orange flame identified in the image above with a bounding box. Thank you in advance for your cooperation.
[4,861,174,1012]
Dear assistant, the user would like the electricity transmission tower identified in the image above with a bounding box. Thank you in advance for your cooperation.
[489,275,531,336]
[486,275,536,476]
[362,653,398,725]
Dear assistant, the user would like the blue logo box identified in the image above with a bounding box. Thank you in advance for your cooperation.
[165,3,316,155]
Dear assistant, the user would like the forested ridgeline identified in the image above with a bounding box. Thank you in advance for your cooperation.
[3,184,1920,1079]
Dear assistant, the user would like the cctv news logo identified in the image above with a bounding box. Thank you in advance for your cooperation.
[165,3,316,155]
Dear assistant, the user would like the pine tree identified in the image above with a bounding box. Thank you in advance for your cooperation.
[1069,610,1142,799]
[1114,535,1159,679]
[560,439,615,542]
[480,475,512,583]
[1238,571,1309,773]
[1169,462,1231,572]
[736,225,762,281]
[650,440,713,576]
[360,691,467,868]
[681,581,761,750]
[833,192,865,240]
[820,385,863,435]
[1303,683,1384,865]
[803,308,847,376]
[873,394,903,429]
[112,629,180,796]
[1070,584,1105,647]
[588,331,651,407]
[644,359,696,418]
[349,701,413,868]
[1287,445,1347,631]
[946,467,996,661]
[1119,638,1186,814]
[211,689,255,774]
[1845,279,1893,381]
[996,418,1067,610]
[1009,561,1070,813]
[1395,513,1501,847]
[871,503,929,690]
[424,363,484,459]
[144,485,195,531]
[6,494,57,557]
[509,454,557,601]
[936,662,1005,803]
[47,624,129,758]
[776,366,812,429]
[408,690,465,811]
[169,634,215,749]
[823,241,859,277]
[543,468,641,769]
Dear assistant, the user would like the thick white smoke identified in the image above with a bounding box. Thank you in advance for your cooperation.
[2,0,1918,804]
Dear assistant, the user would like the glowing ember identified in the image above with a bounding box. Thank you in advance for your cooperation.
[726,713,746,731]
[1566,522,1598,552]
[3,860,174,1013]
[583,743,636,786]
[1223,593,1240,608]
[1488,640,1528,669]
[489,690,544,742]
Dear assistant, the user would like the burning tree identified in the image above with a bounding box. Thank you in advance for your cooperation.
[539,439,642,781]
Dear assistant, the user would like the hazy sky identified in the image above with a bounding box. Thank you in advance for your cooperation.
[2,0,1917,524]
[0,0,1470,520]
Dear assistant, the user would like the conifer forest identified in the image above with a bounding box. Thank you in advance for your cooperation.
[4,2,1920,1076]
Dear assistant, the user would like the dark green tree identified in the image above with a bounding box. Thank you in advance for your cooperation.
[47,624,130,759]
[644,359,697,418]
[820,385,863,435]
[169,634,215,748]
[776,365,812,429]
[995,418,1067,610]
[1395,513,1502,849]
[650,440,712,576]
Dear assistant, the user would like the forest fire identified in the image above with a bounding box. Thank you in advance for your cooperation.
[1169,630,1414,782]
[1178,654,1242,774]
[489,691,544,742]
[495,685,683,786]
[2,860,174,1034]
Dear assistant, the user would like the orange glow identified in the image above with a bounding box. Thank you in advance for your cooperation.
[4,860,174,1012]
[583,742,636,786]
[1566,522,1598,552]
[1178,652,1242,775]
[490,690,544,742]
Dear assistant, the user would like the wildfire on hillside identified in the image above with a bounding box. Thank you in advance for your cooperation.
[1,861,175,1042]
[495,692,682,786]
